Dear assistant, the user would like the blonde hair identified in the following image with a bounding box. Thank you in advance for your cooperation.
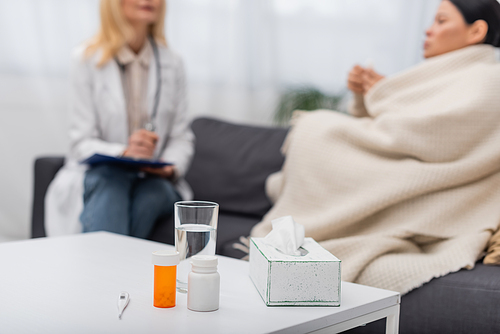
[86,0,167,66]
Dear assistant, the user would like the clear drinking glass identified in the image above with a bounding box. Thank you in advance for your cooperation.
[175,201,219,292]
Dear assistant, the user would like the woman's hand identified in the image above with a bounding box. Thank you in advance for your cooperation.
[142,165,176,179]
[347,65,366,94]
[123,129,159,159]
[361,68,385,94]
[347,65,385,95]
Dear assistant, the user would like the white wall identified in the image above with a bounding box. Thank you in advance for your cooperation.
[0,0,440,242]
[0,75,68,242]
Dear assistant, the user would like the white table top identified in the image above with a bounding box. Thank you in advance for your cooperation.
[0,232,399,334]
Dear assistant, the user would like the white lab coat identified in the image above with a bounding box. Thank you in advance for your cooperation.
[45,43,194,236]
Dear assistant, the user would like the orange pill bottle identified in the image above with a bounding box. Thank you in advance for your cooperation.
[152,250,180,308]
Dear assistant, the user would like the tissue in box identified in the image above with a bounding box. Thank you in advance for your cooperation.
[249,237,341,306]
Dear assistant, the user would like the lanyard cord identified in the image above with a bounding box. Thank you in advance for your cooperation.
[148,35,162,129]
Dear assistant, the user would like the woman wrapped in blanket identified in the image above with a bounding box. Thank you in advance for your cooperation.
[347,0,500,117]
[251,0,500,294]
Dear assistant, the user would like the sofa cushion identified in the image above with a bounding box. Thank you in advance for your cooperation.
[32,157,65,238]
[185,118,288,217]
[346,262,500,334]
[216,213,260,257]
[399,262,500,334]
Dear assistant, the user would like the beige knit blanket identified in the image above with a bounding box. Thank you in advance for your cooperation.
[251,45,500,294]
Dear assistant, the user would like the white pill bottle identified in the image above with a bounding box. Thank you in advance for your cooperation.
[187,255,220,312]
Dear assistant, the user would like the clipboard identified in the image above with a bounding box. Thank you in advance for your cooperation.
[81,154,172,169]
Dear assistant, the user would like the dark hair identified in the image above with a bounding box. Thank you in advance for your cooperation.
[448,0,500,47]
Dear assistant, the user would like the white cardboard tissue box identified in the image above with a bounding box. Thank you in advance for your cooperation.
[249,237,341,306]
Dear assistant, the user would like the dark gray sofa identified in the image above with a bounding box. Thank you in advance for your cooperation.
[32,117,500,333]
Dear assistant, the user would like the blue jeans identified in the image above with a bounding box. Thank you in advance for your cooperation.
[80,165,181,238]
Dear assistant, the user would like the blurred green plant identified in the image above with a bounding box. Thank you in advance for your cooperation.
[273,86,346,126]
